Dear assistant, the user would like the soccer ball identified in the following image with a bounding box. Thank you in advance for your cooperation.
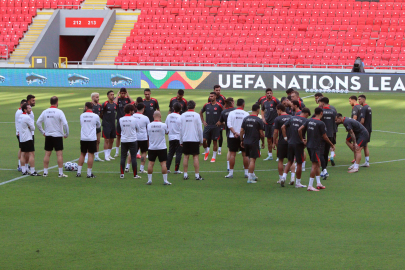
[72,163,78,171]
[331,89,336,93]
[64,162,73,171]
[345,89,349,94]
[305,89,309,93]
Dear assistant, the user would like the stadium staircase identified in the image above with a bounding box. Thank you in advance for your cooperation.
[81,0,107,10]
[94,10,139,63]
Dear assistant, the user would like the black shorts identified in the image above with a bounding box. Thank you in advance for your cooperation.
[96,127,101,134]
[265,124,274,138]
[203,126,220,141]
[277,143,288,160]
[116,122,121,136]
[21,140,35,152]
[346,133,369,147]
[182,141,200,155]
[137,140,148,152]
[45,136,64,151]
[102,124,116,139]
[148,149,167,162]
[227,137,244,152]
[80,140,97,154]
[244,143,261,159]
[288,143,305,164]
[307,148,322,163]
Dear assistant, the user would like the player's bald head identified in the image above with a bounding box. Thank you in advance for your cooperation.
[153,110,161,120]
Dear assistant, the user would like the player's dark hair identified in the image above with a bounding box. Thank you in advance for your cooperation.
[213,85,220,90]
[124,104,135,114]
[265,88,272,93]
[50,96,58,105]
[85,102,93,110]
[209,92,215,95]
[302,108,310,115]
[120,88,127,93]
[173,102,181,113]
[236,99,244,106]
[187,100,196,109]
[280,97,286,103]
[349,95,357,101]
[319,97,329,104]
[286,88,294,94]
[292,100,300,107]
[287,95,292,101]
[21,103,28,112]
[337,113,343,118]
[107,90,114,96]
[20,99,27,104]
[26,94,35,101]
[252,104,260,112]
[137,103,145,111]
[276,104,286,112]
[225,97,234,107]
[358,94,366,99]
[136,97,143,103]
[314,93,323,98]
[144,88,151,93]
[292,90,300,96]
[314,107,323,115]
[178,89,184,95]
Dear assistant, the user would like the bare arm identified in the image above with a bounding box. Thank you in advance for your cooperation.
[298,125,306,145]
[259,130,265,148]
[200,111,207,126]
[127,93,134,103]
[281,125,287,139]
[240,128,245,147]
[261,110,266,124]
[360,118,365,125]
[353,115,358,120]
[273,129,278,149]
[322,133,335,151]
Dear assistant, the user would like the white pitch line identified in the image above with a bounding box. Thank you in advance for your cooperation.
[301,94,315,99]
[0,158,79,186]
[373,130,405,135]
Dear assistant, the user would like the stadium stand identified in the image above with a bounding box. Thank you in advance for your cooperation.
[109,0,405,69]
[0,0,86,59]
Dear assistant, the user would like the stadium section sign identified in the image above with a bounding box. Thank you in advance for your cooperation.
[65,18,104,28]
[0,69,404,92]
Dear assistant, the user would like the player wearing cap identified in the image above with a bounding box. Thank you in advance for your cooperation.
[240,104,265,183]
[119,104,141,179]
[18,103,40,176]
[225,99,249,179]
[101,90,117,161]
[143,88,160,123]
[358,95,372,167]
[90,92,103,162]
[336,114,370,173]
[114,88,134,158]
[272,104,293,187]
[15,99,27,172]
[281,107,311,188]
[168,89,187,114]
[299,108,335,191]
[37,96,69,178]
[126,103,150,173]
[76,102,100,178]
[200,92,223,162]
[165,103,183,174]
[260,88,280,161]
[218,97,235,172]
[146,111,171,185]
[180,100,204,180]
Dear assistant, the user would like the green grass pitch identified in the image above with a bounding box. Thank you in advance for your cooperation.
[1,87,405,269]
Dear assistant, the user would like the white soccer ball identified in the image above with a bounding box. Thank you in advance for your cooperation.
[305,89,309,93]
[72,163,78,171]
[331,89,336,93]
[345,89,349,94]
[310,89,315,93]
[64,162,73,171]
[327,89,331,93]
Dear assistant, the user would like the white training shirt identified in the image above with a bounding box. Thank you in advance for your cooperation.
[36,106,69,137]
[227,108,250,138]
[29,110,35,135]
[119,115,140,143]
[15,108,23,135]
[179,110,203,144]
[132,113,150,141]
[147,121,168,150]
[80,110,101,141]
[165,112,181,141]
[18,113,35,143]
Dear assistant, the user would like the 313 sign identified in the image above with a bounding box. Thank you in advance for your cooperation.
[65,18,104,28]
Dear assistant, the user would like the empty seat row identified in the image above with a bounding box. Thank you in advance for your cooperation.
[0,0,83,8]
[0,14,32,22]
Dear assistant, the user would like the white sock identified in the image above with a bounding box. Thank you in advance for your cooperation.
[77,166,82,174]
[268,152,272,157]
[323,169,328,174]
[354,163,359,169]
[291,172,295,180]
[244,169,248,175]
[248,173,254,180]
[316,175,321,185]
[85,153,88,159]
[309,177,314,187]
[163,174,168,182]
[212,151,217,158]
[147,174,152,182]
[87,168,92,176]
[365,156,369,162]
[140,165,144,171]
[25,164,28,170]
[302,161,306,168]
[58,167,63,175]
[330,151,335,157]
[205,147,209,153]
[18,160,21,167]
[104,149,108,157]
[296,178,301,185]
[126,163,130,169]
[22,166,26,173]
[229,169,233,176]
[219,147,222,152]
[184,172,188,178]
[227,161,230,170]
[279,175,282,179]
[195,173,199,178]
[30,167,35,174]
[282,173,287,179]
[115,147,119,154]
[44,168,48,174]
[95,152,99,158]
